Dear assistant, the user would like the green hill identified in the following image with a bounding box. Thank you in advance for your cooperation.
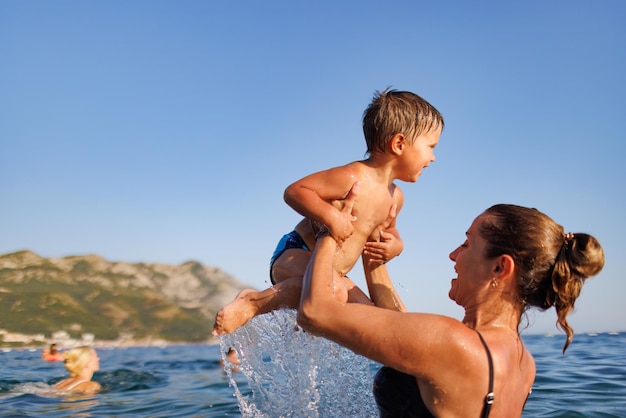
[0,250,251,346]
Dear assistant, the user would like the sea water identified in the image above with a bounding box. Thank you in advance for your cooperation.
[219,310,377,417]
[0,309,624,417]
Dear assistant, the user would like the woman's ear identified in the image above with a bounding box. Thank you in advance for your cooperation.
[494,254,515,280]
[388,134,406,155]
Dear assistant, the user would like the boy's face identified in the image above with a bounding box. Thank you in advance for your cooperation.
[400,127,441,182]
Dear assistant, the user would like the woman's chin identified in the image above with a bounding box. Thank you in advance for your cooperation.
[448,278,458,301]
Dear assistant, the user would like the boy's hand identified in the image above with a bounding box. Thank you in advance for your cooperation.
[363,228,403,265]
[363,203,403,264]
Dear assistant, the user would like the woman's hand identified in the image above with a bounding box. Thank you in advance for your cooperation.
[326,209,356,246]
[320,181,359,245]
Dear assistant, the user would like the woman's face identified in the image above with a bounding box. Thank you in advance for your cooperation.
[448,214,493,306]
[89,349,100,372]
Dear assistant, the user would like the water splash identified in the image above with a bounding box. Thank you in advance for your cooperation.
[220,309,377,417]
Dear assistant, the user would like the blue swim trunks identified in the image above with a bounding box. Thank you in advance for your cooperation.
[269,230,310,284]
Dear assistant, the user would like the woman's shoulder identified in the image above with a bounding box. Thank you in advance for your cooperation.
[55,378,101,394]
[404,321,499,375]
[69,380,101,394]
[79,381,102,394]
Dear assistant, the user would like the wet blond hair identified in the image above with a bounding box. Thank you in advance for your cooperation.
[63,346,94,377]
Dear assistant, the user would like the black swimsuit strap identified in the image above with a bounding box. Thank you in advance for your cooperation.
[476,331,495,418]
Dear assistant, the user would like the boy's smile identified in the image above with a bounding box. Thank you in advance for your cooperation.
[402,128,441,182]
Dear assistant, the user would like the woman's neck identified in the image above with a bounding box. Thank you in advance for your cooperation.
[463,297,522,332]
[74,370,93,381]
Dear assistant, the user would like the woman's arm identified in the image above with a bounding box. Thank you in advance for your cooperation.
[361,200,406,311]
[297,232,461,378]
[362,256,407,312]
[284,165,359,245]
[296,185,457,376]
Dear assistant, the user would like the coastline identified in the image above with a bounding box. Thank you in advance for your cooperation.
[1,338,221,351]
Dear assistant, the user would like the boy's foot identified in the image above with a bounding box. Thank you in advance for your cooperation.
[212,289,258,336]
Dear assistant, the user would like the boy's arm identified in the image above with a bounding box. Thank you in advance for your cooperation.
[284,165,359,245]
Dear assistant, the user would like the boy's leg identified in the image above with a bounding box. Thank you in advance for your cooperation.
[274,250,371,304]
[212,249,310,336]
[212,278,304,335]
[271,248,311,284]
[212,251,374,336]
[271,251,373,310]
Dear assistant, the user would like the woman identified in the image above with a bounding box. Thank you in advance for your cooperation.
[298,203,604,417]
[41,343,64,362]
[54,346,102,395]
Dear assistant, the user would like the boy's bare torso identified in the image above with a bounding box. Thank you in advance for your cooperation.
[294,161,400,277]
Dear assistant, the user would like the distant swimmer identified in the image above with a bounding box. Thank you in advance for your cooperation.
[219,347,240,373]
[54,346,102,395]
[226,347,240,366]
[41,343,64,362]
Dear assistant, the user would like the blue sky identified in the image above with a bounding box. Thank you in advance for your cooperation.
[1,1,624,335]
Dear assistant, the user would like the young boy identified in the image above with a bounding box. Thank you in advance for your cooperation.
[213,88,444,335]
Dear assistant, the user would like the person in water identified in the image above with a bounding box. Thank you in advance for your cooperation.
[213,88,444,335]
[54,346,101,395]
[41,343,64,362]
[298,196,605,417]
